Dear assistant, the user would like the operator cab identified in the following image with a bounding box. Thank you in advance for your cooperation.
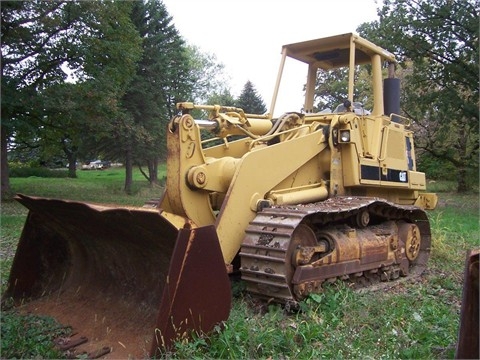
[269,32,397,117]
[333,101,370,115]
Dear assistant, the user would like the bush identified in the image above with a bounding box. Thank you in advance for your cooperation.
[9,165,69,178]
[417,155,457,181]
[466,167,479,190]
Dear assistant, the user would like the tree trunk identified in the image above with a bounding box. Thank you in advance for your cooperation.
[62,141,78,179]
[1,124,12,200]
[66,155,77,178]
[124,147,133,194]
[147,158,158,185]
[457,167,468,193]
[456,121,469,193]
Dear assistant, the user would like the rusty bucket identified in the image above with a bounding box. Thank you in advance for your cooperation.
[455,249,479,359]
[3,194,231,358]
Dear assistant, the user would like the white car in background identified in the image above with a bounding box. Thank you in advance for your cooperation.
[81,160,111,170]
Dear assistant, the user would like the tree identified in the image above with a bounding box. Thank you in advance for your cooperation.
[313,66,373,112]
[117,0,189,192]
[1,0,141,198]
[119,1,228,192]
[186,45,228,104]
[357,0,479,192]
[1,0,67,198]
[236,81,267,114]
[207,88,236,107]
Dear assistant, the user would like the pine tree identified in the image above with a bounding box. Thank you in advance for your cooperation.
[235,81,267,114]
[119,1,227,191]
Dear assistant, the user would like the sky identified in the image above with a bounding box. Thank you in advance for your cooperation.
[162,0,381,116]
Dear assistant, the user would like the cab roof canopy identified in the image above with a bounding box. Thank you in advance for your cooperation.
[282,32,396,69]
[269,33,396,116]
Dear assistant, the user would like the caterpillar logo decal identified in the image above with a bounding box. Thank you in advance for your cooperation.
[361,165,409,183]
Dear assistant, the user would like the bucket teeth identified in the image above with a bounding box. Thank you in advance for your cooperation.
[55,336,88,351]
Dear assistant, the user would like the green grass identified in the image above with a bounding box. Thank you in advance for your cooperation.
[7,166,165,206]
[169,281,462,359]
[167,190,479,359]
[1,167,166,358]
[1,311,71,359]
[1,170,478,359]
[0,204,25,294]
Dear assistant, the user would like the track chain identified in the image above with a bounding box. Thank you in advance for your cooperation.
[239,196,431,305]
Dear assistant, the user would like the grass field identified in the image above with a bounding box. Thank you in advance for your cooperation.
[1,168,478,359]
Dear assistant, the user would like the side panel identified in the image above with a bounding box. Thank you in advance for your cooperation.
[215,130,328,263]
[339,115,429,204]
[378,124,409,188]
[342,116,419,189]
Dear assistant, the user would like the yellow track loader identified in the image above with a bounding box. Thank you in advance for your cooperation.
[3,33,438,358]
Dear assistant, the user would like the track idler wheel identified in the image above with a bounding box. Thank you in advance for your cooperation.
[398,222,422,262]
[288,224,322,300]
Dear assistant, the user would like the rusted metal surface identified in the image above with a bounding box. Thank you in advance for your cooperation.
[240,196,431,304]
[7,194,178,302]
[54,337,111,359]
[4,194,231,358]
[151,226,231,356]
[455,249,479,359]
[55,336,88,351]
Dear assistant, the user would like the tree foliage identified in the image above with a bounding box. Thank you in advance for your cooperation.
[313,66,373,112]
[236,81,267,114]
[186,45,228,104]
[357,0,479,191]
[117,0,186,191]
[207,88,236,107]
[117,1,227,192]
[1,0,142,198]
[1,0,229,197]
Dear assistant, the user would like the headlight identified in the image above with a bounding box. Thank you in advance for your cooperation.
[339,130,351,142]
